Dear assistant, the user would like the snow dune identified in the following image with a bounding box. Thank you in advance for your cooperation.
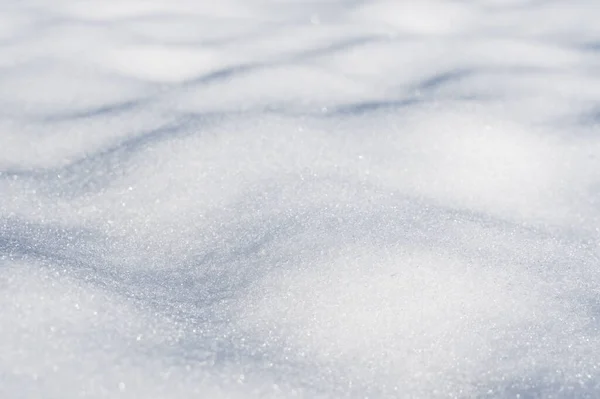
[1,0,600,397]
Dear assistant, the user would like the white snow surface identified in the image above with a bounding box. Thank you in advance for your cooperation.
[1,0,600,398]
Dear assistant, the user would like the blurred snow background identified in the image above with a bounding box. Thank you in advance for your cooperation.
[1,0,600,397]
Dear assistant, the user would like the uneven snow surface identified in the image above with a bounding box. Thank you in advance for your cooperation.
[2,1,600,398]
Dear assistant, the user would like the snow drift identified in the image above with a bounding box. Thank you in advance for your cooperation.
[1,0,600,397]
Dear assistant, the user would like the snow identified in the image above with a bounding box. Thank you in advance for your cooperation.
[1,0,600,398]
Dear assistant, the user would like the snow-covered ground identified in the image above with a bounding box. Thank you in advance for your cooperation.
[1,0,600,397]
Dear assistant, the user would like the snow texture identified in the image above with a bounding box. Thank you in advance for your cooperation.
[1,0,600,398]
